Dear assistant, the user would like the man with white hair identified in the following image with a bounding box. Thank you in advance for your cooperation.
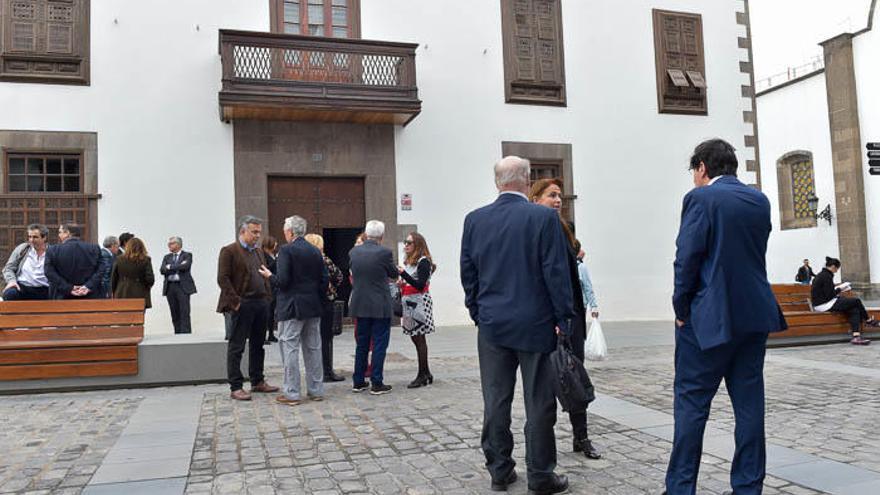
[259,215,329,405]
[348,219,399,395]
[460,156,574,494]
[161,236,197,334]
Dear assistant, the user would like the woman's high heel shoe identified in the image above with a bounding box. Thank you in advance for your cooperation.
[407,373,429,388]
[425,372,434,384]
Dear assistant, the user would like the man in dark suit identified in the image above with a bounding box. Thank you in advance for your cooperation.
[217,216,279,401]
[45,224,108,299]
[349,220,399,396]
[259,215,328,405]
[666,139,787,495]
[100,236,120,298]
[460,156,574,495]
[161,236,197,334]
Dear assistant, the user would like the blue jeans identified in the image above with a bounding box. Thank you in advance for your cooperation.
[353,317,391,386]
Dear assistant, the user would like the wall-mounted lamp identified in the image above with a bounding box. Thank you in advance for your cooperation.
[808,196,833,226]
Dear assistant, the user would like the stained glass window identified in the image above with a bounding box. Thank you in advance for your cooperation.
[791,160,815,220]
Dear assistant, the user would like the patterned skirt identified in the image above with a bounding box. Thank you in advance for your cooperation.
[401,292,435,336]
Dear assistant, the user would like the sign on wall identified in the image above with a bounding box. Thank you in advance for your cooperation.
[401,194,412,211]
[869,143,880,176]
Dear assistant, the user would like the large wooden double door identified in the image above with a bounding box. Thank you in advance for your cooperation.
[267,176,365,241]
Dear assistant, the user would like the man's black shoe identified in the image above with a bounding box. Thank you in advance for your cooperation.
[490,470,517,491]
[352,382,369,393]
[324,372,345,382]
[573,438,602,459]
[370,383,393,395]
[527,474,568,495]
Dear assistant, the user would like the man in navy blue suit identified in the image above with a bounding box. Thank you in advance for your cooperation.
[666,139,787,495]
[45,224,108,299]
[460,156,574,495]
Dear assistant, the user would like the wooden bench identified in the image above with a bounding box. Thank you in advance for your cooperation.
[0,299,145,381]
[769,284,879,340]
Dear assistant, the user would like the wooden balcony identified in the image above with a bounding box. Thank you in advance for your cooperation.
[219,30,421,125]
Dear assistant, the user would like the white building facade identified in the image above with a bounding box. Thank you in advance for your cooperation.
[757,0,879,289]
[0,0,760,334]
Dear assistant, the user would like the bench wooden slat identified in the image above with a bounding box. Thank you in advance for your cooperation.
[0,312,144,329]
[0,337,143,350]
[0,345,137,365]
[0,326,143,343]
[0,360,138,380]
[772,284,812,296]
[0,299,145,315]
[769,323,852,338]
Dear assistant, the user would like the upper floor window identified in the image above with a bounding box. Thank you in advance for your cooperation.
[653,9,707,115]
[6,153,81,193]
[271,0,361,38]
[776,151,817,230]
[0,0,90,85]
[500,0,566,106]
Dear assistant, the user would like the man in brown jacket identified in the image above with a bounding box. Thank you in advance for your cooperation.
[217,215,279,401]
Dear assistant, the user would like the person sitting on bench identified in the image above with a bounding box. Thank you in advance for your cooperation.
[811,256,879,345]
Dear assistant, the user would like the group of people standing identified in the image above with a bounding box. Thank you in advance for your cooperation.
[217,215,437,404]
[2,223,197,333]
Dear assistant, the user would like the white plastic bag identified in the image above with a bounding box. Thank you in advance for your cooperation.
[585,317,607,361]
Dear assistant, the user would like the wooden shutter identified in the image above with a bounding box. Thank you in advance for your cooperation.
[501,0,566,106]
[0,0,89,84]
[653,9,707,115]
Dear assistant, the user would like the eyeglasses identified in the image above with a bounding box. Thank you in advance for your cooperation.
[403,240,413,246]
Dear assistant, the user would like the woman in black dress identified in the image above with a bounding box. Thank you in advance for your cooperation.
[398,232,436,388]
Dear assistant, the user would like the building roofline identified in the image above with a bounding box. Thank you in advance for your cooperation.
[755,68,825,98]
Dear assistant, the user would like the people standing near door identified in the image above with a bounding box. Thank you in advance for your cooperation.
[304,234,345,383]
[111,237,155,310]
[259,216,328,406]
[398,232,436,389]
[100,236,120,298]
[461,157,573,494]
[349,220,399,395]
[161,236,197,334]
[529,178,602,460]
[262,236,279,344]
[3,223,51,301]
[217,216,279,401]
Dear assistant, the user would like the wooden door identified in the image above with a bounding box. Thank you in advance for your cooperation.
[267,177,365,244]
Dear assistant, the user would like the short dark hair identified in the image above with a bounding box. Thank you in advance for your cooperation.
[119,232,134,247]
[62,224,83,238]
[27,223,48,239]
[689,139,738,178]
[825,256,841,268]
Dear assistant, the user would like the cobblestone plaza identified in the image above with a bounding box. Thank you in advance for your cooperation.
[2,323,879,494]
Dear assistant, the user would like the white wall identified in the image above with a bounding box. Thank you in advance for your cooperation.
[854,5,880,283]
[756,75,841,283]
[0,0,270,335]
[365,0,755,324]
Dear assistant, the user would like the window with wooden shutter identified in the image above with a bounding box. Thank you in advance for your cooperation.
[270,0,361,38]
[653,9,707,115]
[0,0,89,84]
[501,0,566,106]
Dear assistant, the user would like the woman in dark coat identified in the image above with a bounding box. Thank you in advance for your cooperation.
[111,237,155,309]
[530,178,601,460]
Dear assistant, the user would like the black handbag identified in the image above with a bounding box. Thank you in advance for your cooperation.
[390,283,403,317]
[331,300,345,336]
[550,334,596,412]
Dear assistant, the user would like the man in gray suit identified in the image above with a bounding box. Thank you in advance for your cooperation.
[349,220,399,395]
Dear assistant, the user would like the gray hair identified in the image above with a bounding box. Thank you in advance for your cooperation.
[237,215,263,233]
[168,236,183,247]
[283,215,307,237]
[364,220,385,240]
[494,156,531,189]
[102,236,119,249]
[27,223,49,239]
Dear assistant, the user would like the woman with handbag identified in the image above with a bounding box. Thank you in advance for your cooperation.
[305,234,346,381]
[397,232,436,388]
[530,178,602,459]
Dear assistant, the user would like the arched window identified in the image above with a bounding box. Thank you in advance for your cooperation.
[776,151,817,230]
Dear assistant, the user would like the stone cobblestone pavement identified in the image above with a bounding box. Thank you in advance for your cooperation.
[3,329,880,494]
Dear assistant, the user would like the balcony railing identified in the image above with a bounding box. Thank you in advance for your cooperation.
[219,30,421,125]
